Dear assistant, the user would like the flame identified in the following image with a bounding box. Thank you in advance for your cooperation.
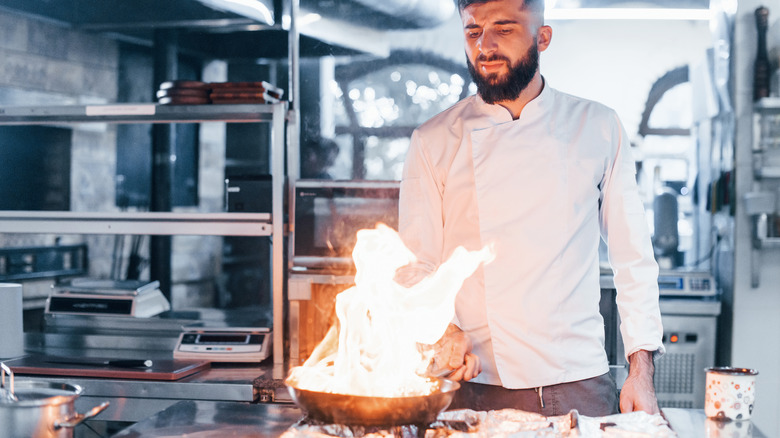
[288,223,494,397]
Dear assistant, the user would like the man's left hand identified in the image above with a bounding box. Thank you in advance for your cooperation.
[619,349,660,414]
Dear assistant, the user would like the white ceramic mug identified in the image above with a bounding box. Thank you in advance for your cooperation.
[704,367,758,421]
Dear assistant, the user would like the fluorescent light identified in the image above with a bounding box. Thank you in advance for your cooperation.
[298,13,322,27]
[284,12,322,28]
[198,0,274,25]
[545,8,713,21]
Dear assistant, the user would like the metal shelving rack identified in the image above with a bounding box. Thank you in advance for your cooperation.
[0,102,288,366]
[753,97,780,179]
[748,98,780,287]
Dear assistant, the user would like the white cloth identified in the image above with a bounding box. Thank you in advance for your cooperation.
[398,83,664,389]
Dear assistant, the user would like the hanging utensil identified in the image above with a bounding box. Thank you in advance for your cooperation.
[0,362,18,402]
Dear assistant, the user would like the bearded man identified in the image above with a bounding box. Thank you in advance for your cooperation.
[396,0,664,416]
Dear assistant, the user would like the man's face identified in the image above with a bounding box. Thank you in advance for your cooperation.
[461,0,550,103]
[466,38,539,104]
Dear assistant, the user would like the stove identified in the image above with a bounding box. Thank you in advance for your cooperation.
[280,409,676,438]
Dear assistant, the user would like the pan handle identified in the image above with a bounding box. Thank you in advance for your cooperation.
[54,401,110,430]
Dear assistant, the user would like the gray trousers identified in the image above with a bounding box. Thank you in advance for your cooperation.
[448,372,620,417]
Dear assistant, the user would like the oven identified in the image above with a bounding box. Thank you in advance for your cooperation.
[288,180,399,365]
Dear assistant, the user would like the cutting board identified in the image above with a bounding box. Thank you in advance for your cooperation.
[4,355,210,381]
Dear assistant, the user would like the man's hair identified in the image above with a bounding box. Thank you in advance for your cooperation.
[458,0,544,15]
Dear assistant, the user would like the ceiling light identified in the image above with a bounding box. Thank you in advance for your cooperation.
[545,8,713,21]
[198,0,274,25]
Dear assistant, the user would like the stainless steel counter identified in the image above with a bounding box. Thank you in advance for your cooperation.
[111,400,301,437]
[109,401,768,437]
[15,364,286,423]
[663,408,767,438]
[17,331,291,423]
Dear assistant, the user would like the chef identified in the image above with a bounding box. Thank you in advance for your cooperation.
[396,0,664,417]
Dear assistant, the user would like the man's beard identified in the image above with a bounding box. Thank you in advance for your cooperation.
[467,42,539,104]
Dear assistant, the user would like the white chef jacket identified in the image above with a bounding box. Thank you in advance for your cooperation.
[398,81,665,389]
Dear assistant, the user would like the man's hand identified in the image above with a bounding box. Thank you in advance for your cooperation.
[431,324,481,381]
[620,349,660,414]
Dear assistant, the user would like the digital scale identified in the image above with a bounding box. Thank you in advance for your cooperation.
[174,327,272,363]
[657,270,718,297]
[45,279,170,318]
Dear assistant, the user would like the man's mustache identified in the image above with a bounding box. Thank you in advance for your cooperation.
[476,54,510,63]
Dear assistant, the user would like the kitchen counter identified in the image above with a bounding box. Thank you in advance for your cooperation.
[111,400,301,438]
[663,408,766,437]
[12,363,285,423]
[13,330,291,423]
[110,400,768,437]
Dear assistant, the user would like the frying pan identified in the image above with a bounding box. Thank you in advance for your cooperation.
[285,377,460,427]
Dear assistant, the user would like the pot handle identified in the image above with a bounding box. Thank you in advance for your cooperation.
[54,401,110,430]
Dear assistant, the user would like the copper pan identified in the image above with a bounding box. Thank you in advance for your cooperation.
[285,377,460,427]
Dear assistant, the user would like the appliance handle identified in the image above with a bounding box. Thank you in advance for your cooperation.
[54,401,110,429]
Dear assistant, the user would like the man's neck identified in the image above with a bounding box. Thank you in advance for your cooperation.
[493,74,544,120]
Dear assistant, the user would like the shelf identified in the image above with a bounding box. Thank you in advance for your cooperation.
[0,211,272,236]
[757,237,780,247]
[0,100,288,368]
[755,97,780,112]
[0,103,283,125]
[756,166,780,179]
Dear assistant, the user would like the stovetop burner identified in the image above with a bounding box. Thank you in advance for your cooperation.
[281,409,677,438]
[282,409,572,437]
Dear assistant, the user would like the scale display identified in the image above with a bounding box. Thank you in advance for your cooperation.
[174,327,272,362]
[657,271,717,297]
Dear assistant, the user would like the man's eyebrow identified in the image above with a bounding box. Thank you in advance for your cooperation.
[464,19,519,29]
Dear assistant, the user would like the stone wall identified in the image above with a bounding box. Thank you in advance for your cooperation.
[0,9,227,310]
[0,10,120,305]
[0,11,118,102]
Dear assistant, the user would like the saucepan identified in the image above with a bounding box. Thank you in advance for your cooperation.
[1,363,109,438]
[285,376,460,427]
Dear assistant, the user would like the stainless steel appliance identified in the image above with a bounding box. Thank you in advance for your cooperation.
[292,180,400,271]
[289,180,400,364]
[656,298,720,409]
[601,271,720,409]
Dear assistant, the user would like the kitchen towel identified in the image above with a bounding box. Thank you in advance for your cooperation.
[0,283,24,359]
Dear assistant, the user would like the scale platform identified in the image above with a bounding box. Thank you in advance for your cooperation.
[45,279,171,318]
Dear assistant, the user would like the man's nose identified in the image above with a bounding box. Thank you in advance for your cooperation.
[477,31,498,55]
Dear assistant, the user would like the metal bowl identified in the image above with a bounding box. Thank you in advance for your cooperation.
[286,378,460,427]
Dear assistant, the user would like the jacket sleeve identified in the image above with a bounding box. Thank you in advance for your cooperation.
[598,111,665,360]
[396,129,444,287]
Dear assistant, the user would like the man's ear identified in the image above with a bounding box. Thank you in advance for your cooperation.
[537,25,552,52]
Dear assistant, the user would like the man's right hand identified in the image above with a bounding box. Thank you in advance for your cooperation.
[433,324,481,381]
